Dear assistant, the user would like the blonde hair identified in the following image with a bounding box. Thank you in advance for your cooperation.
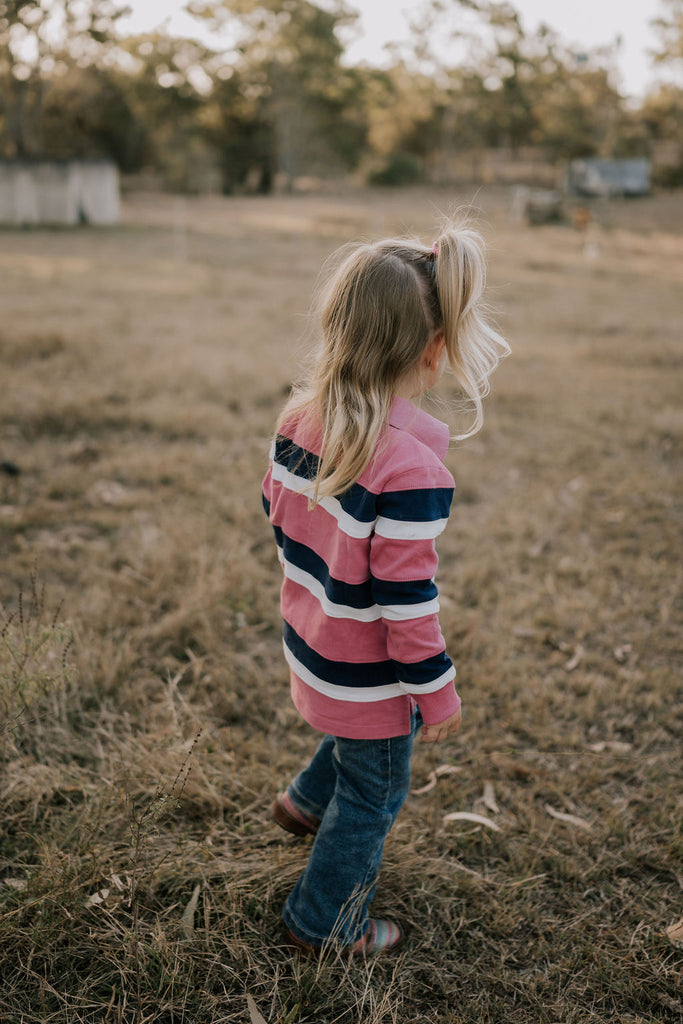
[279,221,509,502]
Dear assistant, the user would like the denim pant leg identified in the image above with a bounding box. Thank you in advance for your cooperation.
[288,734,338,822]
[282,711,421,947]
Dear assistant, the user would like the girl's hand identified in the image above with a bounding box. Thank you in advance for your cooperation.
[420,707,462,744]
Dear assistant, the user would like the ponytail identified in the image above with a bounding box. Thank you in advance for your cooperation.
[433,225,509,438]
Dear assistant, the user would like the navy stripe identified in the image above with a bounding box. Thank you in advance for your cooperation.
[393,650,453,686]
[283,621,452,689]
[274,436,320,481]
[372,576,438,607]
[283,621,397,687]
[276,530,373,609]
[262,491,271,516]
[378,486,453,522]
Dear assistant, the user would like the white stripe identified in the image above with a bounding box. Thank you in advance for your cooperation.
[380,598,440,620]
[271,461,376,539]
[283,643,403,703]
[398,664,456,695]
[278,548,441,623]
[282,557,381,622]
[375,516,449,540]
[271,458,315,497]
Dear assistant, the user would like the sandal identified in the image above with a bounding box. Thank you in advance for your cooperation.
[285,918,404,957]
[271,791,319,837]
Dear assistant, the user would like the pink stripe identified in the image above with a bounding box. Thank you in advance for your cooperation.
[370,534,438,583]
[270,485,373,583]
[384,612,446,664]
[263,467,272,501]
[283,581,389,661]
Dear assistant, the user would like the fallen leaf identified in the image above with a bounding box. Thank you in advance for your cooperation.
[587,741,632,754]
[544,804,591,830]
[89,479,128,505]
[564,644,584,672]
[666,918,683,946]
[247,994,268,1024]
[411,764,462,795]
[3,878,27,891]
[411,776,437,795]
[443,811,501,832]
[181,883,201,939]
[86,888,110,907]
[482,781,500,814]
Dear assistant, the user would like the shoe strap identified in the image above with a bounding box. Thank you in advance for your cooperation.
[350,918,401,954]
[281,791,318,829]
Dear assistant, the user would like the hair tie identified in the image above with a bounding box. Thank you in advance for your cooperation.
[432,242,439,256]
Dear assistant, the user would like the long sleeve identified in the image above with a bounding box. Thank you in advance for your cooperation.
[370,477,460,725]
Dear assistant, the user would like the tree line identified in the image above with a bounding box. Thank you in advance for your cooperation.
[1,0,682,191]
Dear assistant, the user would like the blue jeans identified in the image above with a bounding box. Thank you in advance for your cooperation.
[282,709,423,946]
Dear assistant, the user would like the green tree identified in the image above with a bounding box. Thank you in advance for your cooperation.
[118,31,217,189]
[523,27,623,160]
[0,0,132,158]
[0,0,51,156]
[366,1,624,173]
[40,65,147,169]
[187,0,367,189]
[199,66,274,192]
[651,0,683,73]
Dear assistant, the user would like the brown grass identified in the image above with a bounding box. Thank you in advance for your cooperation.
[0,186,681,1023]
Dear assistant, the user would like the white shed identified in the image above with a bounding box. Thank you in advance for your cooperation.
[0,160,120,226]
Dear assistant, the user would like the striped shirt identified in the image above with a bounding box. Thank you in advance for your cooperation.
[262,396,461,738]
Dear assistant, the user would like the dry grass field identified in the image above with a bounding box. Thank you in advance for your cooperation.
[0,185,681,1023]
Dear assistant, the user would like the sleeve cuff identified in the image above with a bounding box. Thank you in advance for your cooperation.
[414,680,461,726]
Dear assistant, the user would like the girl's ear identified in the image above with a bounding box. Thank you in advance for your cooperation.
[424,331,446,369]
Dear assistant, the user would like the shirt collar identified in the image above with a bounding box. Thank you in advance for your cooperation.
[387,397,450,462]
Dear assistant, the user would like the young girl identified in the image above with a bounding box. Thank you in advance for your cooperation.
[262,221,508,956]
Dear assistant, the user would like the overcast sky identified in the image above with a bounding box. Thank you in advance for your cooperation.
[120,0,665,99]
